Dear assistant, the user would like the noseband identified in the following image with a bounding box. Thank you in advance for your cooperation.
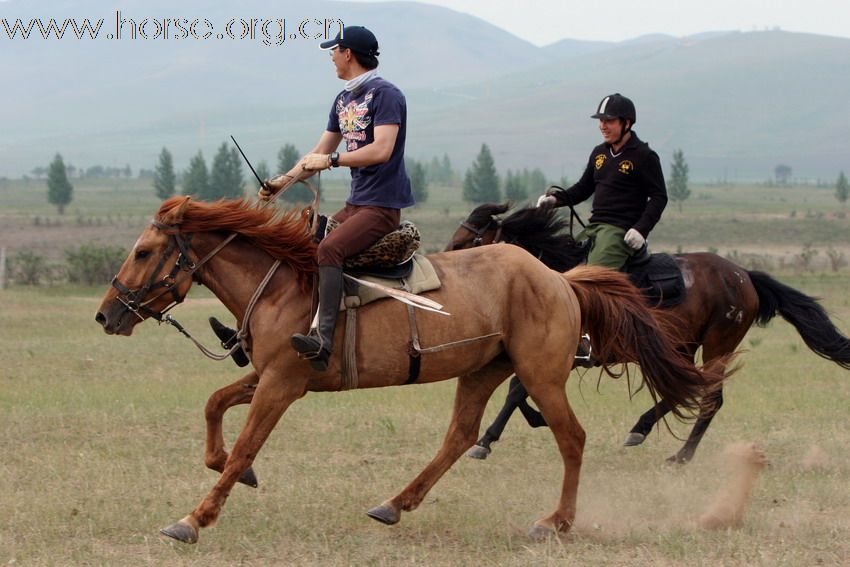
[460,217,502,247]
[110,220,197,322]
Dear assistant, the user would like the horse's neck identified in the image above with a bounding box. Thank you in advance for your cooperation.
[193,234,305,323]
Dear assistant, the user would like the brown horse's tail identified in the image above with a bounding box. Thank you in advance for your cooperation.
[562,265,725,419]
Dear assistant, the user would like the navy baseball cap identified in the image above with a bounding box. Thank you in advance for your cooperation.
[320,26,380,57]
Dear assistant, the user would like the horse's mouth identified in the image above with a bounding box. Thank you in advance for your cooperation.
[95,307,138,336]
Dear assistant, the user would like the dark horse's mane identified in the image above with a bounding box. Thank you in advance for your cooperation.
[468,203,586,272]
[156,196,318,284]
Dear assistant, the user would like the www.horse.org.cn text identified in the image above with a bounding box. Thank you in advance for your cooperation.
[0,11,344,47]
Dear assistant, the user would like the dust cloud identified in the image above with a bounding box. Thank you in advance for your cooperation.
[697,442,768,529]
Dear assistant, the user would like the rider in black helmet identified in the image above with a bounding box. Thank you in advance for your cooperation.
[538,93,667,269]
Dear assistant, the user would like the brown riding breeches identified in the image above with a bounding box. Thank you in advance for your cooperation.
[317,203,401,267]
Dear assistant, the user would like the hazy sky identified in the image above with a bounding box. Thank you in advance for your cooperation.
[348,0,850,45]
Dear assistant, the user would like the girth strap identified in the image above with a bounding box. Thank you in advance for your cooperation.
[341,308,359,390]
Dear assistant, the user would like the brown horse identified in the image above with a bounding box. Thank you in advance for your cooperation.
[447,202,850,463]
[95,196,720,543]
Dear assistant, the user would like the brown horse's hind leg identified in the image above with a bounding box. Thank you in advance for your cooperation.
[366,361,512,526]
[161,371,306,544]
[515,367,585,540]
[204,371,259,487]
[667,336,741,464]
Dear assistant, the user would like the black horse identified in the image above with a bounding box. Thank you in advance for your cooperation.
[447,203,850,463]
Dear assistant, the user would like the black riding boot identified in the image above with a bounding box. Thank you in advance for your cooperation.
[209,317,250,367]
[291,265,344,372]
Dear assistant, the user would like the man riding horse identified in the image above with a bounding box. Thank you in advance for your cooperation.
[221,25,414,372]
[538,93,667,269]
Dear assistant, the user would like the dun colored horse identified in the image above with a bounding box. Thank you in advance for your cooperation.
[448,203,850,463]
[96,196,720,543]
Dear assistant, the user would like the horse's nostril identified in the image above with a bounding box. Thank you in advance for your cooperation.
[95,312,106,326]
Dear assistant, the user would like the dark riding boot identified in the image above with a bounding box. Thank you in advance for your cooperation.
[291,265,344,372]
[209,317,250,367]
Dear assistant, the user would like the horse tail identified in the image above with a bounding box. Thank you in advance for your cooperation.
[562,265,725,419]
[749,270,850,369]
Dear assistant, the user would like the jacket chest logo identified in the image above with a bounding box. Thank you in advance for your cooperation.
[594,154,606,170]
[618,160,634,175]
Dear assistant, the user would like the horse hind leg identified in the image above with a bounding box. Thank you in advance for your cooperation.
[668,387,724,464]
[517,373,586,540]
[204,371,260,487]
[367,361,511,525]
[667,337,740,464]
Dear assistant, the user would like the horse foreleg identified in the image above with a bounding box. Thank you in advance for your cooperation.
[204,371,259,487]
[468,375,544,459]
[368,363,510,525]
[667,387,724,464]
[624,398,673,446]
[161,373,305,544]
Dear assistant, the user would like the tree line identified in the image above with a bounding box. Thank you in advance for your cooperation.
[38,147,850,214]
[154,142,436,205]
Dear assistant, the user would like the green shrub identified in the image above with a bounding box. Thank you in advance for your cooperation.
[64,243,127,285]
[11,250,50,285]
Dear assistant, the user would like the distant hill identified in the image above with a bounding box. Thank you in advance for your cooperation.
[1,0,848,183]
[411,30,850,181]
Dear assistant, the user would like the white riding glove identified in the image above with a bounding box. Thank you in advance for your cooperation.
[536,194,556,208]
[624,228,646,250]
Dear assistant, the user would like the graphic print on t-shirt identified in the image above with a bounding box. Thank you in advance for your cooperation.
[337,90,374,151]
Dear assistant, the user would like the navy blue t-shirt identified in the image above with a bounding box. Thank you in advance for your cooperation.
[326,77,414,209]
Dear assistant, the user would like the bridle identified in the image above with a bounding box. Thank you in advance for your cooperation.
[110,220,236,323]
[459,217,502,247]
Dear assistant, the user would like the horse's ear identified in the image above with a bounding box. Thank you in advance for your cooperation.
[163,197,192,225]
[494,202,511,215]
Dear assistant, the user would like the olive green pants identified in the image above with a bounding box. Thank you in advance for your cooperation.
[578,223,635,270]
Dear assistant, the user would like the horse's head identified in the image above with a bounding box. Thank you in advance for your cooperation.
[444,202,511,251]
[96,197,197,335]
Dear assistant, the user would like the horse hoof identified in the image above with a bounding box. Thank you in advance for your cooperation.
[623,432,646,447]
[239,466,258,488]
[466,444,491,460]
[160,516,199,544]
[666,453,690,465]
[527,523,557,541]
[366,503,400,525]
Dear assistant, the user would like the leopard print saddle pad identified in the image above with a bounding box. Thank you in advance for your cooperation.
[320,216,420,268]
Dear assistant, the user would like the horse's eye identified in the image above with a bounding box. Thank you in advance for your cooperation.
[135,250,150,260]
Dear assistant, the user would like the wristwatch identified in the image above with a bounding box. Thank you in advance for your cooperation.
[329,152,340,168]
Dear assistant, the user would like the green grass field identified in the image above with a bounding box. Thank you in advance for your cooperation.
[1,278,849,566]
[1,177,850,565]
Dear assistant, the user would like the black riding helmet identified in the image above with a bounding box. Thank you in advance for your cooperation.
[591,93,636,125]
[592,93,636,145]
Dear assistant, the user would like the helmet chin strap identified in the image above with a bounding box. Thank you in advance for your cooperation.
[611,119,632,149]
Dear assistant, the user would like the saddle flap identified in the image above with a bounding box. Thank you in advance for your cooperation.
[626,253,686,308]
[345,259,414,280]
[343,254,440,310]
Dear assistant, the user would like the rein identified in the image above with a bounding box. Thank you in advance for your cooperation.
[110,169,321,362]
